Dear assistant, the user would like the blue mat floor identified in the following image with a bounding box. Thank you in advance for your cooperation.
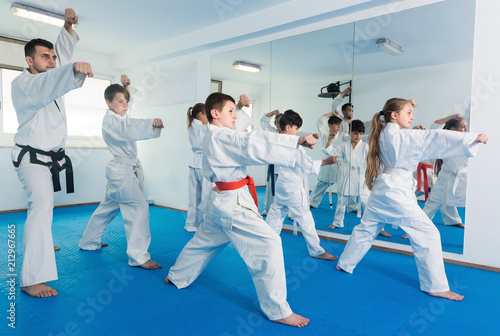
[0,187,498,335]
[295,188,465,254]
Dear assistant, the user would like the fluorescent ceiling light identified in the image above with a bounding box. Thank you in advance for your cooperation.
[10,2,65,27]
[232,61,261,73]
[375,38,403,56]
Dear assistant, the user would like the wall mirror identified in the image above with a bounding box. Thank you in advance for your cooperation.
[349,0,476,254]
[210,0,476,254]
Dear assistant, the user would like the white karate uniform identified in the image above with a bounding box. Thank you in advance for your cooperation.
[11,28,85,287]
[185,119,212,230]
[326,140,369,227]
[265,147,325,256]
[260,114,279,213]
[168,126,310,321]
[79,106,161,266]
[423,123,467,225]
[309,115,341,208]
[337,122,479,293]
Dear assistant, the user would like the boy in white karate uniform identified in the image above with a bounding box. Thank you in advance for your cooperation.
[265,110,336,260]
[11,8,93,297]
[79,76,163,270]
[325,120,370,229]
[166,92,316,328]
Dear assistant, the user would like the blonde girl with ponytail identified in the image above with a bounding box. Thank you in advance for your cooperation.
[337,98,488,301]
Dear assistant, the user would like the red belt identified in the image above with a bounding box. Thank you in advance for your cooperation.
[215,175,258,208]
[417,162,434,201]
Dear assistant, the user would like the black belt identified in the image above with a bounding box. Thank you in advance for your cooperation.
[13,144,74,193]
[267,164,276,196]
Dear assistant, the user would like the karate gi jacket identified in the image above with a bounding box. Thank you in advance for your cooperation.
[102,108,161,203]
[11,28,85,160]
[325,140,369,196]
[188,119,209,169]
[275,146,321,208]
[199,125,312,228]
[363,122,478,227]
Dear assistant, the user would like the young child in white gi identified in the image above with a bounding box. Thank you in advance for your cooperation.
[265,110,337,261]
[79,76,163,270]
[336,98,488,301]
[184,103,211,232]
[11,8,93,298]
[309,115,342,208]
[260,109,282,216]
[165,92,317,328]
[325,120,370,227]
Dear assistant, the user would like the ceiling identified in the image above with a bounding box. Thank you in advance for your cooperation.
[0,0,293,55]
[211,0,476,85]
[0,0,476,81]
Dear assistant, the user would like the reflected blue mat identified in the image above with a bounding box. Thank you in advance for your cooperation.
[0,192,498,336]
[277,187,465,254]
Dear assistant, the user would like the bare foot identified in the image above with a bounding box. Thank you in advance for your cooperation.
[314,252,337,261]
[100,243,109,247]
[401,234,409,239]
[165,277,172,285]
[273,313,309,328]
[379,230,392,238]
[140,259,162,270]
[54,246,60,251]
[428,290,464,301]
[453,223,465,229]
[336,265,347,272]
[328,224,338,229]
[21,283,58,298]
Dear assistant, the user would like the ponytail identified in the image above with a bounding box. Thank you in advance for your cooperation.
[365,112,384,190]
[186,103,206,129]
[365,98,412,190]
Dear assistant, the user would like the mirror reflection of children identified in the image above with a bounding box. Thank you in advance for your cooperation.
[265,110,337,261]
[79,75,163,270]
[336,98,487,301]
[166,93,316,328]
[185,103,211,232]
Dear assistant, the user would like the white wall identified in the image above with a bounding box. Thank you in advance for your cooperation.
[462,0,500,267]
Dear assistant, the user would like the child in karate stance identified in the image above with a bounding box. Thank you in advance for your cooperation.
[166,92,316,328]
[265,110,336,261]
[309,115,342,208]
[336,98,487,300]
[326,120,369,227]
[184,103,211,232]
[79,76,163,270]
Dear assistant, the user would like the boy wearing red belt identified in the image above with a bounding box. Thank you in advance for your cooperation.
[165,92,316,328]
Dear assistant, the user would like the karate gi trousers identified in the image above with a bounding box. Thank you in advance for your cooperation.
[79,168,151,267]
[168,202,293,321]
[16,159,58,287]
[266,203,325,257]
[337,215,449,293]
